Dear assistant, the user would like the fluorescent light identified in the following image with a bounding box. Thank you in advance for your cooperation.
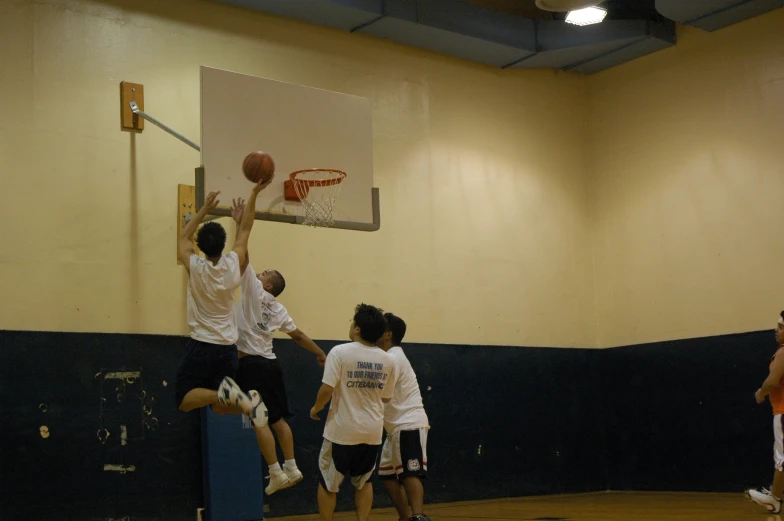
[565,6,607,26]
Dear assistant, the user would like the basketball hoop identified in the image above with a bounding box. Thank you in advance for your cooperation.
[288,169,347,228]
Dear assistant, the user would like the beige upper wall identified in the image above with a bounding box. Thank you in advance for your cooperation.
[0,0,594,347]
[588,9,784,347]
[5,0,779,349]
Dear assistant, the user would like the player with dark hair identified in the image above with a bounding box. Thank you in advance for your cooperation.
[173,179,272,420]
[227,197,327,495]
[310,304,397,521]
[377,313,431,521]
[748,310,784,514]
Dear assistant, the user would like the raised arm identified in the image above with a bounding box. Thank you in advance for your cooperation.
[178,191,220,270]
[233,177,274,274]
[287,328,327,366]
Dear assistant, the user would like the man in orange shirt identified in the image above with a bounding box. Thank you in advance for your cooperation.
[747,311,784,514]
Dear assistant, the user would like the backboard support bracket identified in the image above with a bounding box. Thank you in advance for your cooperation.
[121,89,201,151]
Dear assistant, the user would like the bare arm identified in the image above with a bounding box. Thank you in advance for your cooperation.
[233,177,274,274]
[178,191,220,270]
[757,354,784,403]
[310,384,334,420]
[287,329,327,366]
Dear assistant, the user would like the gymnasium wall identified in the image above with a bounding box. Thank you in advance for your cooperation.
[587,10,784,348]
[0,0,594,349]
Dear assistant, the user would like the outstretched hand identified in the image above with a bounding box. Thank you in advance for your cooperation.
[230,197,246,224]
[204,191,220,212]
[252,174,275,194]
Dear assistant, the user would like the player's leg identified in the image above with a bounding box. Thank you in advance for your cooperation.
[348,444,381,521]
[260,357,303,488]
[401,477,425,518]
[235,356,291,493]
[354,480,373,521]
[397,429,429,519]
[317,483,338,521]
[773,469,784,499]
[382,480,409,521]
[318,440,344,521]
[175,340,249,413]
[749,415,784,513]
[379,433,411,520]
[271,419,295,461]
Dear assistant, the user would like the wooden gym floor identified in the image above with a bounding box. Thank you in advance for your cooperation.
[277,492,779,521]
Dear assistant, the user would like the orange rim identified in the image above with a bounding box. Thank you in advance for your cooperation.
[289,168,347,187]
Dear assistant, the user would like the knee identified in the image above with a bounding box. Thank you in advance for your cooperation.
[271,417,288,430]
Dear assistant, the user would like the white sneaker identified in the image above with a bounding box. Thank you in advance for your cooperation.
[283,463,303,486]
[748,488,782,514]
[217,377,252,414]
[265,471,291,496]
[248,390,269,428]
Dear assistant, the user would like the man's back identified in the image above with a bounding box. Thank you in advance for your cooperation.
[323,341,396,445]
[383,346,428,434]
[187,251,242,345]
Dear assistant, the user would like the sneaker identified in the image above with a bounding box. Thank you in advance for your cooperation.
[265,471,291,496]
[248,391,269,428]
[217,377,252,414]
[409,516,432,521]
[748,488,782,514]
[283,463,303,486]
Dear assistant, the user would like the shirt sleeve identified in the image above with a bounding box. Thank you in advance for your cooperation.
[278,309,297,334]
[322,347,341,387]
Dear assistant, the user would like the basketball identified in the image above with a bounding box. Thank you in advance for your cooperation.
[242,151,275,184]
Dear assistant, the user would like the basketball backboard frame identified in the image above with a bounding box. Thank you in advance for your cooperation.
[193,166,380,231]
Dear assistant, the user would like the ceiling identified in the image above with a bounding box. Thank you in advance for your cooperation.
[211,0,784,74]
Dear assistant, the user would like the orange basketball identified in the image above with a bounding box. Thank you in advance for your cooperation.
[242,151,275,184]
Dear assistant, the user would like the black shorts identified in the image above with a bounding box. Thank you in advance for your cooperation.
[234,355,291,424]
[318,440,380,492]
[174,338,238,408]
[378,428,429,481]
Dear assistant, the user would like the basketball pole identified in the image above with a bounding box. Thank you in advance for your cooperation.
[128,101,201,151]
[125,103,218,223]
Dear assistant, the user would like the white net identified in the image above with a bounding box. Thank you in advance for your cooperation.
[291,169,346,228]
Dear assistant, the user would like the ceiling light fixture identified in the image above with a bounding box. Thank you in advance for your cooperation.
[565,6,608,26]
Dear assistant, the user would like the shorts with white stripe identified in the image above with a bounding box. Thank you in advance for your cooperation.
[378,427,428,481]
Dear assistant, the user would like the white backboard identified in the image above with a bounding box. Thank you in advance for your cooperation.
[199,66,375,227]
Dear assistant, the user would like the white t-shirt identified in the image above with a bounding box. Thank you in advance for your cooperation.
[383,346,429,435]
[236,263,297,358]
[186,251,241,345]
[322,341,397,446]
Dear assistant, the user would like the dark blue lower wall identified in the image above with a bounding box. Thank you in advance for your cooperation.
[0,328,778,520]
[604,330,776,493]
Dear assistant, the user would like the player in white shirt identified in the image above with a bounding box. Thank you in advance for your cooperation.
[377,313,431,521]
[173,180,272,423]
[309,304,397,521]
[228,198,327,496]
